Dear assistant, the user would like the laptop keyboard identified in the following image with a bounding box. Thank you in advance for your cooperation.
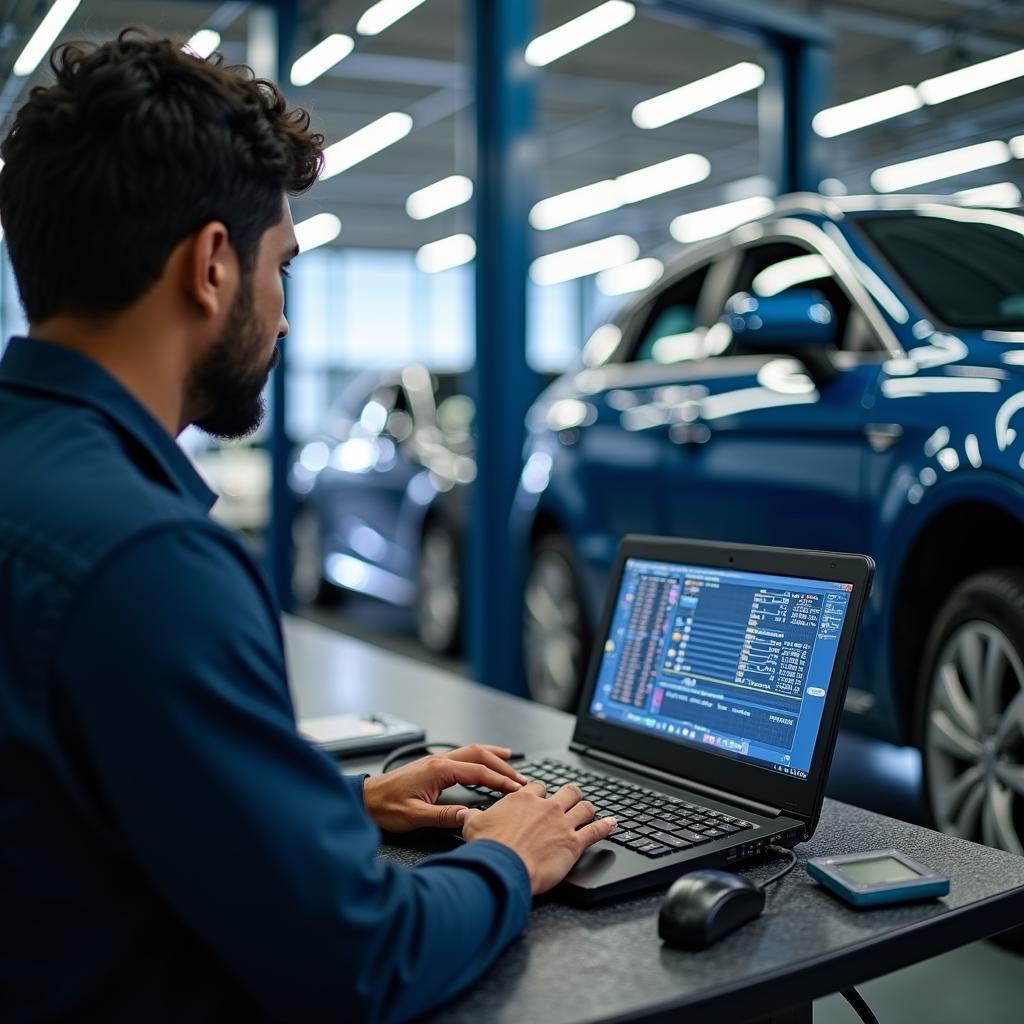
[471,757,756,859]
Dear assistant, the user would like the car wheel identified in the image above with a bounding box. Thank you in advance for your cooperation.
[918,570,1024,949]
[416,519,462,655]
[291,505,341,607]
[523,534,590,710]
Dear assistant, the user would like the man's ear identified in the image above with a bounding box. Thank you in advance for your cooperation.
[186,221,237,319]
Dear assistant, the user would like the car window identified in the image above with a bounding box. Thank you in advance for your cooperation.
[727,241,879,353]
[630,264,710,363]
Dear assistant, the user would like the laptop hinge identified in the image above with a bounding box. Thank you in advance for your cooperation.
[570,743,783,819]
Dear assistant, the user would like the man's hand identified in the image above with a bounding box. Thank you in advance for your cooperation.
[362,745,527,832]
[459,782,618,895]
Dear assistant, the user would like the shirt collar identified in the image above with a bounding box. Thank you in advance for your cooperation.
[0,336,217,512]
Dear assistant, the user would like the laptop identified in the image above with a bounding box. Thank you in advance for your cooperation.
[473,535,873,904]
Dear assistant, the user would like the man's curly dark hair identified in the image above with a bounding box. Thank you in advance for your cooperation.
[0,26,324,324]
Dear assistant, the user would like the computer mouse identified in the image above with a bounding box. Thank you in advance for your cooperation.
[658,869,766,950]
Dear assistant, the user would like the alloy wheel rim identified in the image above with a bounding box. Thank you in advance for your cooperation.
[925,620,1024,855]
[418,526,459,650]
[524,550,583,709]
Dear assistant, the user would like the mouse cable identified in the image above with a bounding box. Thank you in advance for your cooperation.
[380,742,460,774]
[840,987,881,1024]
[757,845,799,890]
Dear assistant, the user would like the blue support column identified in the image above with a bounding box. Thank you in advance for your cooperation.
[268,0,299,613]
[761,38,829,194]
[469,0,538,693]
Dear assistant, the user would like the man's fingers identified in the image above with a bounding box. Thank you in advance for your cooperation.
[447,761,523,793]
[426,802,466,829]
[566,800,597,829]
[550,783,585,811]
[522,780,547,798]
[448,745,526,784]
[575,817,618,849]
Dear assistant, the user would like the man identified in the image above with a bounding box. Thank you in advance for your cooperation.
[0,29,616,1022]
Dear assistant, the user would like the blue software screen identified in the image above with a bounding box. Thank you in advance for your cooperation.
[588,557,853,780]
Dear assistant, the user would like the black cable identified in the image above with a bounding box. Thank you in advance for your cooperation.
[380,742,459,774]
[840,987,881,1024]
[757,845,799,891]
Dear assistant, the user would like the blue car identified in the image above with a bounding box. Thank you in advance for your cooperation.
[515,194,1024,857]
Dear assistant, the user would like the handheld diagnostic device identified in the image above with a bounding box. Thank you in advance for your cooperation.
[807,849,950,907]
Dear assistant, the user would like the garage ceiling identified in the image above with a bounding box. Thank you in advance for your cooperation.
[2,0,1024,261]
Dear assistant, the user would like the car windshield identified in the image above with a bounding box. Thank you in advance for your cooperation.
[854,208,1024,330]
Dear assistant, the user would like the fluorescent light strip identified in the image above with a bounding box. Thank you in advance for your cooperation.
[357,0,428,37]
[670,195,774,244]
[531,180,621,230]
[406,175,473,220]
[1010,135,1024,159]
[295,213,342,253]
[632,62,764,130]
[813,85,921,139]
[870,140,1011,193]
[530,235,639,286]
[416,233,476,273]
[321,112,413,180]
[615,153,711,203]
[530,153,710,230]
[919,48,1024,105]
[184,29,221,60]
[13,0,81,77]
[596,257,664,296]
[955,182,1022,207]
[290,34,354,87]
[525,1,635,68]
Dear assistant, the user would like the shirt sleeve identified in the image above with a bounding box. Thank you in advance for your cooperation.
[53,523,531,1024]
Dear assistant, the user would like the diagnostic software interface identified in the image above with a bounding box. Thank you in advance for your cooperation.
[588,557,853,779]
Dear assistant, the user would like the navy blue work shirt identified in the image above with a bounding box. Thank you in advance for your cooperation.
[0,336,530,1022]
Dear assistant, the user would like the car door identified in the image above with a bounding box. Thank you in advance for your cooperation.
[656,230,888,555]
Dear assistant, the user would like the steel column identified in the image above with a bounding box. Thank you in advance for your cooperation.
[468,0,538,693]
[267,0,298,613]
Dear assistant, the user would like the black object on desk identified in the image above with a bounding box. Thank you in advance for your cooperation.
[284,617,1024,1024]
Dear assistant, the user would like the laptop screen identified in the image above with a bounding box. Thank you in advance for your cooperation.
[587,556,853,781]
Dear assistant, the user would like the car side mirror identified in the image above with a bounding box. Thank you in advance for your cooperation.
[723,289,839,387]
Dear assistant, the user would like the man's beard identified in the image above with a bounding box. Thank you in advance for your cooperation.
[188,275,280,439]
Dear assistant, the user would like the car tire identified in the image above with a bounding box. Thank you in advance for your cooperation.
[916,569,1024,951]
[523,533,591,710]
[415,518,462,655]
[291,504,342,607]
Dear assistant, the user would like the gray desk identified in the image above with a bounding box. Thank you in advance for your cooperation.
[284,616,1024,1024]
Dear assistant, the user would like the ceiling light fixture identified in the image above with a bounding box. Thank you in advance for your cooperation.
[812,85,921,138]
[632,62,765,130]
[13,0,81,77]
[596,257,664,296]
[356,0,429,37]
[290,34,355,87]
[870,140,1011,192]
[416,233,476,273]
[530,235,639,286]
[295,213,342,253]
[918,48,1024,105]
[525,1,635,67]
[184,29,221,61]
[530,153,710,230]
[406,175,474,220]
[320,112,414,180]
[955,182,1022,207]
[670,195,774,244]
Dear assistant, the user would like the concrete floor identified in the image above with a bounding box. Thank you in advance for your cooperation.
[300,596,1024,1023]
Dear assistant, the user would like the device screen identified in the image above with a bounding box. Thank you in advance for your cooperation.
[838,857,922,885]
[588,556,853,779]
